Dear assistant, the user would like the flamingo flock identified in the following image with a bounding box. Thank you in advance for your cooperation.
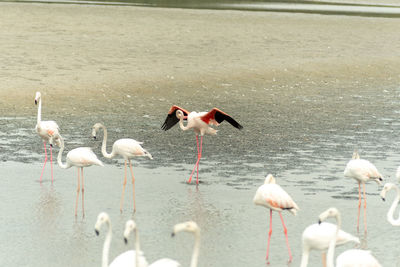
[33,92,400,266]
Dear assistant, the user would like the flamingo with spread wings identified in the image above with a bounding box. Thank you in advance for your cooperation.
[162,105,243,185]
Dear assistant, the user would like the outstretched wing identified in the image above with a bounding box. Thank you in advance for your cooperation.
[201,108,243,129]
[161,105,190,131]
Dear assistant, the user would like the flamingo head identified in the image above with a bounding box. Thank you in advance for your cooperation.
[92,123,103,139]
[172,221,200,237]
[264,174,276,184]
[49,133,62,147]
[318,207,339,224]
[35,91,41,105]
[123,220,137,244]
[380,183,396,201]
[94,212,110,236]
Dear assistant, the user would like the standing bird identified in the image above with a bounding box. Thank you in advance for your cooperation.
[380,182,400,226]
[51,133,103,217]
[318,207,382,267]
[92,123,153,213]
[35,91,61,183]
[171,221,201,267]
[161,105,243,185]
[344,151,383,232]
[253,174,299,264]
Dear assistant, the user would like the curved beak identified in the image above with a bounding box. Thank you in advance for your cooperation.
[95,229,99,236]
[35,100,37,105]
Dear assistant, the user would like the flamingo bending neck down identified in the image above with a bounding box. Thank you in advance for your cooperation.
[380,182,400,226]
[161,105,243,185]
[343,151,383,233]
[253,174,299,264]
[35,91,61,183]
[318,207,382,267]
[171,221,200,267]
[92,123,153,213]
[51,133,103,217]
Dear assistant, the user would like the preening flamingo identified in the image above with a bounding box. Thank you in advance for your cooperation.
[380,182,400,226]
[318,207,382,267]
[92,123,153,212]
[161,105,243,185]
[344,151,383,232]
[35,91,61,183]
[171,221,200,267]
[253,174,299,263]
[50,133,103,217]
[300,222,360,267]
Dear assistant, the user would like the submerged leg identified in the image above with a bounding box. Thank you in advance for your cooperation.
[266,209,273,264]
[120,160,128,212]
[81,168,85,217]
[357,182,361,232]
[363,183,367,233]
[50,145,54,183]
[128,160,136,212]
[279,212,293,263]
[188,135,200,184]
[39,141,48,182]
[75,168,81,217]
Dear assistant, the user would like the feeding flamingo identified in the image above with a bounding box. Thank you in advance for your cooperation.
[300,222,360,267]
[35,91,61,183]
[344,151,383,232]
[50,133,103,217]
[170,221,200,267]
[380,182,400,226]
[318,207,382,267]
[92,123,153,213]
[253,174,299,264]
[95,213,149,267]
[161,105,243,185]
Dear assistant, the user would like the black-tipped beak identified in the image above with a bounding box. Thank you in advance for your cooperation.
[93,136,96,140]
[171,232,175,238]
[35,100,37,105]
[50,144,53,147]
[124,237,128,244]
[95,229,99,236]
[318,219,322,225]
[382,197,385,201]
[379,177,383,181]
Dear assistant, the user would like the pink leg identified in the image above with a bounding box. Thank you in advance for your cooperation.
[363,183,367,233]
[196,136,203,185]
[50,145,54,183]
[188,135,200,184]
[279,212,293,263]
[81,168,85,218]
[266,209,273,264]
[75,168,81,217]
[128,160,136,213]
[39,141,48,182]
[120,160,128,212]
[357,182,361,232]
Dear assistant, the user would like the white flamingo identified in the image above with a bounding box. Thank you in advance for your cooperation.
[171,221,200,267]
[35,91,60,183]
[51,133,103,217]
[344,151,383,232]
[380,182,400,226]
[95,213,148,267]
[162,105,243,185]
[253,174,299,263]
[92,123,153,212]
[300,222,360,267]
[318,207,382,267]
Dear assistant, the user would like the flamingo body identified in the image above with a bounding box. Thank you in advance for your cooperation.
[36,120,60,142]
[109,250,149,267]
[149,258,181,267]
[336,249,382,267]
[65,147,104,168]
[344,158,382,184]
[111,139,153,160]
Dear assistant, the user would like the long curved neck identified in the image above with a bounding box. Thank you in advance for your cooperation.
[102,220,112,267]
[178,115,189,131]
[134,229,141,267]
[300,247,310,267]
[37,98,42,124]
[190,231,200,267]
[57,137,69,169]
[98,124,113,158]
[387,186,400,225]
[326,214,341,267]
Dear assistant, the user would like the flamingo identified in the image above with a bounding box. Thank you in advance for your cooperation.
[253,174,299,264]
[50,133,103,217]
[300,222,360,267]
[161,105,243,185]
[92,123,153,212]
[171,221,200,267]
[344,151,383,232]
[95,213,149,267]
[380,182,400,226]
[35,91,61,183]
[318,207,382,267]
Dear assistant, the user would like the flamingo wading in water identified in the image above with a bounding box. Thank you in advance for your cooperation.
[92,123,153,213]
[51,133,103,217]
[161,105,243,185]
[344,151,383,232]
[35,91,60,183]
[253,174,299,264]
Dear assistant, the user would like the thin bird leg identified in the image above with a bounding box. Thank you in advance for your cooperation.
[322,252,327,267]
[39,141,48,182]
[363,183,367,233]
[188,135,201,184]
[81,168,85,218]
[50,144,54,183]
[128,160,136,213]
[266,209,273,263]
[279,212,293,263]
[75,168,81,217]
[120,160,128,212]
[196,136,203,185]
[357,182,361,232]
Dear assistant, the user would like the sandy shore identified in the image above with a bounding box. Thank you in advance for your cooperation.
[0,2,399,117]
